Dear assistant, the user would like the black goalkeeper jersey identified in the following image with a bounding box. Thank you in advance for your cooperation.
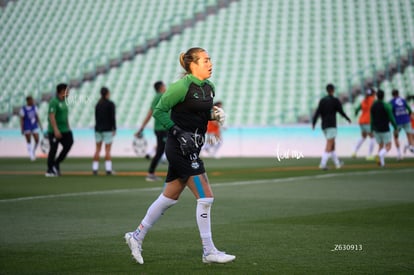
[312,95,350,129]
[95,99,116,132]
[153,74,214,135]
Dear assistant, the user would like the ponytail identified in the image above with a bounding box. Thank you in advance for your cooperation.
[179,47,205,76]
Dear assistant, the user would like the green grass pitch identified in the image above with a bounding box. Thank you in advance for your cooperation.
[0,157,413,274]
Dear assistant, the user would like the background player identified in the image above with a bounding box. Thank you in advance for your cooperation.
[93,87,116,175]
[135,81,168,181]
[389,89,414,159]
[124,47,235,264]
[352,88,376,160]
[312,83,351,169]
[45,83,73,177]
[371,90,397,167]
[19,95,43,161]
[203,101,223,158]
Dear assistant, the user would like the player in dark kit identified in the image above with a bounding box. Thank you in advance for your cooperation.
[45,83,73,177]
[312,84,351,169]
[371,90,397,167]
[124,47,235,264]
[92,87,116,175]
[135,81,168,182]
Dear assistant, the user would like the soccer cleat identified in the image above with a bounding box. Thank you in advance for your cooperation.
[335,161,344,169]
[52,165,61,176]
[351,153,357,159]
[106,171,113,176]
[93,170,98,176]
[318,164,327,170]
[124,232,144,264]
[403,145,408,154]
[202,248,236,264]
[146,174,162,182]
[365,156,375,161]
[45,170,57,177]
[375,155,381,166]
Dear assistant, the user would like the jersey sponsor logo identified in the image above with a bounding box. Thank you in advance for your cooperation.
[395,98,404,106]
[191,160,200,170]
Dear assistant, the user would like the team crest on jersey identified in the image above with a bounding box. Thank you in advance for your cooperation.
[191,160,200,170]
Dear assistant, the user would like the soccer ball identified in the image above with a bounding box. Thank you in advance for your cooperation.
[132,136,147,156]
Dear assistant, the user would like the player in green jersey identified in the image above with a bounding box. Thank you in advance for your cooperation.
[135,81,168,182]
[125,47,235,264]
[45,83,73,177]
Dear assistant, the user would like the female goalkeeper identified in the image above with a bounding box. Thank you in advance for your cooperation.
[124,47,235,264]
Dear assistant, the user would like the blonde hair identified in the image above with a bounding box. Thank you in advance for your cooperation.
[179,47,206,75]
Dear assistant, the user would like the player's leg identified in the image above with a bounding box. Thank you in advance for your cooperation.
[93,137,102,175]
[55,131,74,174]
[210,134,222,158]
[46,133,59,176]
[320,128,331,169]
[393,128,402,160]
[104,141,113,174]
[367,132,375,159]
[378,132,392,167]
[186,173,235,263]
[403,124,414,153]
[186,174,215,252]
[126,178,182,264]
[24,132,33,160]
[330,138,342,168]
[32,132,40,160]
[353,125,367,157]
[319,138,331,169]
[147,131,167,181]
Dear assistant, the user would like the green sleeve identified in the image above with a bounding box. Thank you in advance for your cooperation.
[152,80,188,130]
[384,102,397,130]
[48,99,57,114]
[405,101,412,115]
[355,104,361,116]
[150,93,162,111]
[370,105,373,130]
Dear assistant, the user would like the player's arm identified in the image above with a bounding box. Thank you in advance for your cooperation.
[111,102,116,136]
[153,82,187,130]
[385,103,397,131]
[354,104,361,116]
[48,101,61,138]
[153,81,197,155]
[35,106,43,131]
[19,108,24,135]
[312,103,321,129]
[370,107,373,131]
[49,113,61,138]
[404,100,412,115]
[337,99,351,123]
[136,110,152,137]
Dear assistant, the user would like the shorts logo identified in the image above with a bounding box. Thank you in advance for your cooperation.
[191,160,200,170]
[200,213,207,218]
[193,92,199,99]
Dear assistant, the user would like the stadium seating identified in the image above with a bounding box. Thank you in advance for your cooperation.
[1,0,413,129]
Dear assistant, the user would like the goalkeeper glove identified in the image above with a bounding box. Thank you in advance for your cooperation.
[211,106,226,126]
[170,125,197,156]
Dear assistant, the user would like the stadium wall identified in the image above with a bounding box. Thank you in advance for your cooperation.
[0,125,407,158]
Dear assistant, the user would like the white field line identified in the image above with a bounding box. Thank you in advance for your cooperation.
[0,168,412,203]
